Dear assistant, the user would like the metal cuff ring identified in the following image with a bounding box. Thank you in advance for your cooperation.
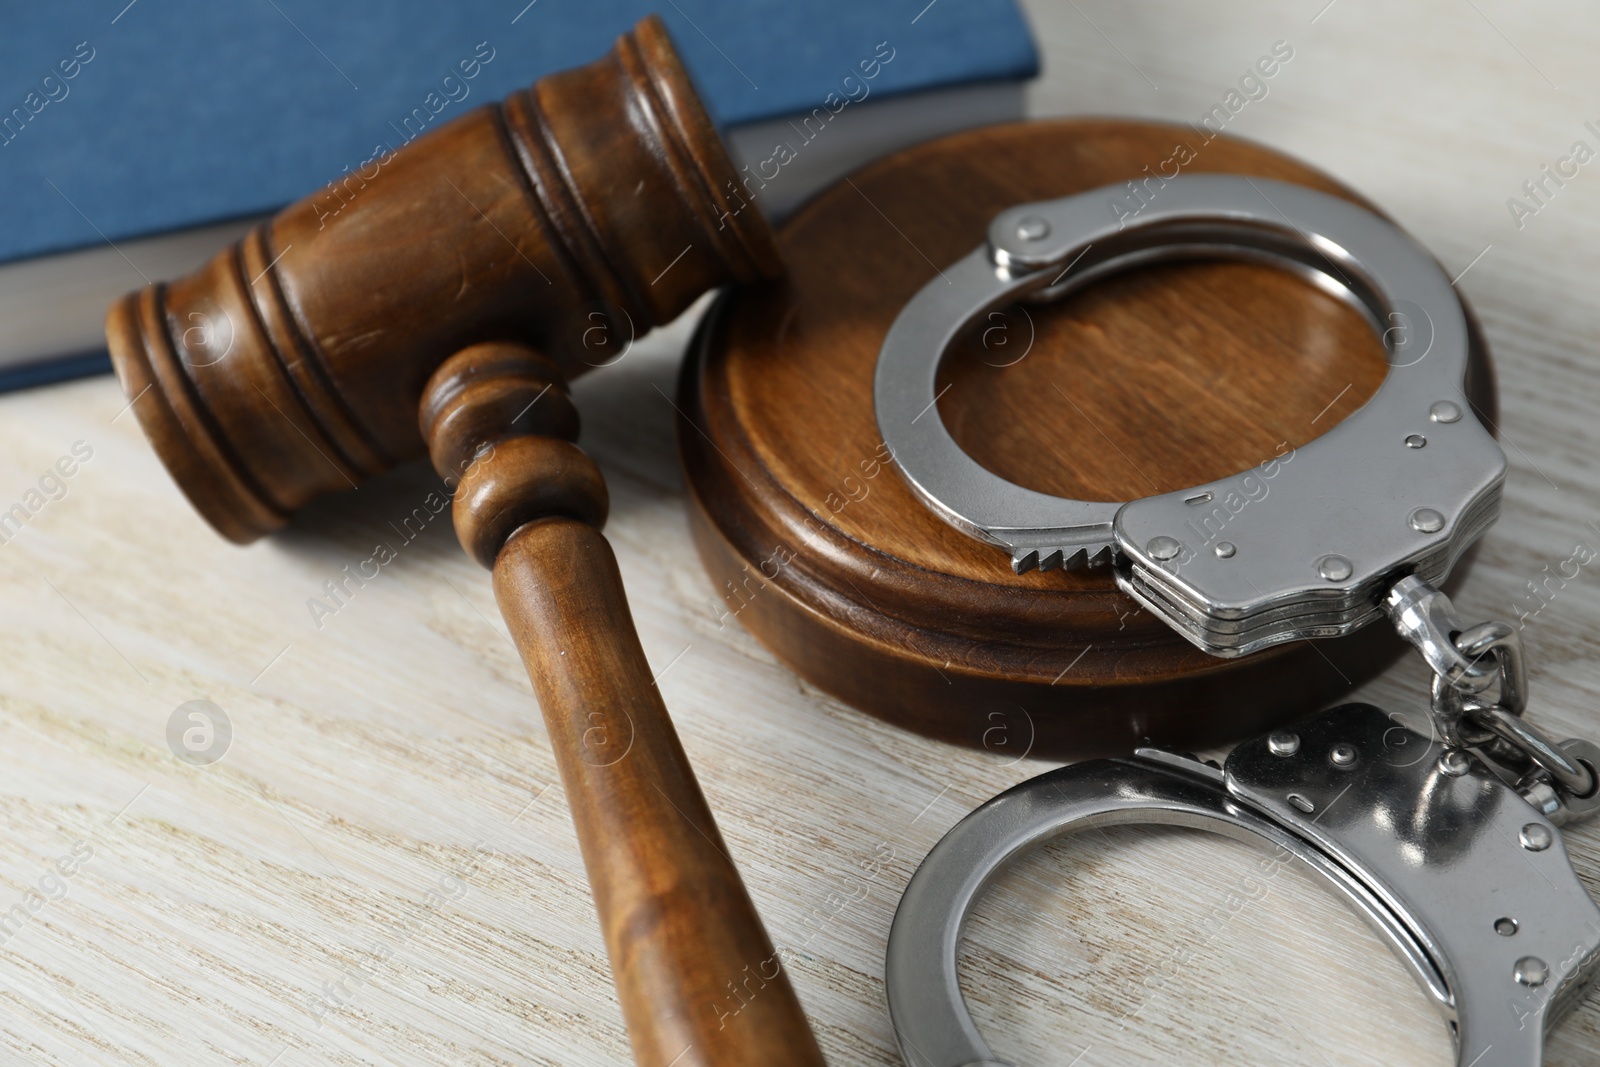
[885,705,1600,1067]
[873,175,1507,658]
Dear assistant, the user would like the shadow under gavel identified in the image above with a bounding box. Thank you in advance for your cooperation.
[106,17,824,1067]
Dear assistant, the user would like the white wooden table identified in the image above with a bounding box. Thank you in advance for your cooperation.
[4,2,1600,1063]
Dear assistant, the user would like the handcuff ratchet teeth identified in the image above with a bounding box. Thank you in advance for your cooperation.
[874,175,1506,658]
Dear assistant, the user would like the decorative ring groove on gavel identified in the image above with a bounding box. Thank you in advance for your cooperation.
[106,17,823,1067]
[420,342,822,1064]
[107,14,778,544]
[421,343,606,567]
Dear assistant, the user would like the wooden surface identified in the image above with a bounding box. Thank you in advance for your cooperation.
[680,118,1496,759]
[103,18,811,1062]
[6,2,1600,1065]
[493,520,822,1067]
[104,15,778,543]
[424,343,822,1066]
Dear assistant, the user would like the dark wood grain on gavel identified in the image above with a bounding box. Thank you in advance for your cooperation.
[106,14,775,543]
[422,344,824,1066]
[104,17,823,1066]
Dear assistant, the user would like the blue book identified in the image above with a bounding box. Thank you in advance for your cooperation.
[0,0,1037,388]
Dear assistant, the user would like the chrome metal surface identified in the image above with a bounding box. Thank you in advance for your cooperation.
[874,176,1505,656]
[1318,554,1354,582]
[1522,780,1565,821]
[1014,215,1049,241]
[1268,731,1300,757]
[1521,823,1553,852]
[1473,705,1595,797]
[1516,958,1552,987]
[1383,574,1598,816]
[1146,535,1181,561]
[1554,740,1600,822]
[1412,507,1446,533]
[885,704,1600,1067]
[1385,575,1523,713]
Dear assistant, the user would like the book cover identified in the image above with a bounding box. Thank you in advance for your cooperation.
[0,0,1037,384]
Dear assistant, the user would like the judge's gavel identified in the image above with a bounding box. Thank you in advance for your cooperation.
[106,17,824,1067]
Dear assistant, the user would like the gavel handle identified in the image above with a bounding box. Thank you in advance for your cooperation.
[425,342,823,1064]
[496,520,821,1065]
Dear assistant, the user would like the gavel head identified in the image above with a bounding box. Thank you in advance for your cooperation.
[106,15,780,544]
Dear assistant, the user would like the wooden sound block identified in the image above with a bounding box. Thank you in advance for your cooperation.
[678,118,1497,760]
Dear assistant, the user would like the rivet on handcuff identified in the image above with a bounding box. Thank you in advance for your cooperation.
[875,176,1600,1067]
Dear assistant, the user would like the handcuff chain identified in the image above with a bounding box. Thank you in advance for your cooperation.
[1385,574,1600,822]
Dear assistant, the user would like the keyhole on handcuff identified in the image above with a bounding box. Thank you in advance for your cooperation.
[934,258,1387,505]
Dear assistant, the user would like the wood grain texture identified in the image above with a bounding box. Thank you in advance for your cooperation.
[104,23,816,1059]
[423,344,822,1065]
[419,342,581,480]
[680,118,1495,758]
[495,519,823,1067]
[103,15,779,544]
[5,2,1600,1066]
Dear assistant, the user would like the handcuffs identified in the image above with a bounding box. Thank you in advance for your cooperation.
[874,176,1600,1066]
